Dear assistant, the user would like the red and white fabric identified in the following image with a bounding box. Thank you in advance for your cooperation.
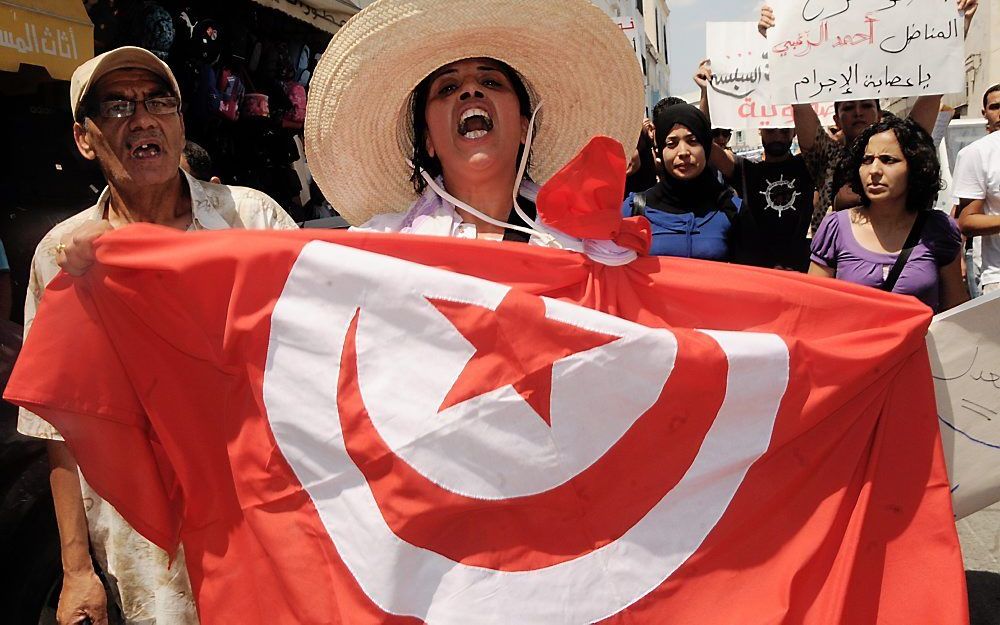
[5,222,966,624]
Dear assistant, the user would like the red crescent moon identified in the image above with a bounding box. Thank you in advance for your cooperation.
[338,308,732,571]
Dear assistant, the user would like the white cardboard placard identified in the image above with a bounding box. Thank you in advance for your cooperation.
[927,291,1000,519]
[707,21,835,128]
[767,0,966,104]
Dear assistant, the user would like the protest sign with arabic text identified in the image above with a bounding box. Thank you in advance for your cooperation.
[767,0,966,104]
[707,22,834,129]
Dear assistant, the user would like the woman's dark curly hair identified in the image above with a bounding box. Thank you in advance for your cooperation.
[840,114,942,213]
[409,59,533,194]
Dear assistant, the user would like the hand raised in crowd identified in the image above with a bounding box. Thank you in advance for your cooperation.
[958,0,978,17]
[56,220,113,277]
[56,568,109,625]
[958,0,978,31]
[758,4,774,38]
[642,117,655,142]
[693,59,712,91]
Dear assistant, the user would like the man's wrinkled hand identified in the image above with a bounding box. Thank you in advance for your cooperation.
[57,221,113,277]
[57,569,109,625]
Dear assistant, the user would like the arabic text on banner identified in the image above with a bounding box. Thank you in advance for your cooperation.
[706,22,834,129]
[766,0,966,104]
[0,7,92,80]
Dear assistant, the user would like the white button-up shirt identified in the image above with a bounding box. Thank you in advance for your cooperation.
[17,170,298,624]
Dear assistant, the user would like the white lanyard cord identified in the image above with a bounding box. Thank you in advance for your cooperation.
[510,103,543,231]
[413,103,554,244]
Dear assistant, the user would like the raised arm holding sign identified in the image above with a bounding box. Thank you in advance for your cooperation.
[757,0,977,224]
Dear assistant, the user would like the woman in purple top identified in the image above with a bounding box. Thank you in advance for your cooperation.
[809,116,968,313]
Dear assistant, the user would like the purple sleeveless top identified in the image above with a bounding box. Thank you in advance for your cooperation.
[810,210,961,312]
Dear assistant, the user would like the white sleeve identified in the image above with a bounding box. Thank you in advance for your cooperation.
[262,194,300,231]
[951,144,987,202]
[16,234,66,440]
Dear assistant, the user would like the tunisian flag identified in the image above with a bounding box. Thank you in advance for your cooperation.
[5,224,967,624]
[5,132,966,624]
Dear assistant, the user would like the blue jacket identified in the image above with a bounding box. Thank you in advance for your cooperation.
[622,192,740,260]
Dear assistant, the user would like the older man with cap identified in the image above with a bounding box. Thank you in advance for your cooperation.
[18,47,297,625]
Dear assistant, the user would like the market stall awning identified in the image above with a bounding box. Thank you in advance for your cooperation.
[248,0,359,34]
[0,0,94,80]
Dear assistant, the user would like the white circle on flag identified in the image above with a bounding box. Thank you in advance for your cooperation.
[355,279,678,498]
[263,241,790,623]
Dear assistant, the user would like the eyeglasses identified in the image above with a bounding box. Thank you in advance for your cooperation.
[91,96,181,119]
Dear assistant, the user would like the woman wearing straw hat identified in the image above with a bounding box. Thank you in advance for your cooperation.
[304,0,645,246]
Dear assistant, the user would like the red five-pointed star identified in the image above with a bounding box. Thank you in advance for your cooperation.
[429,291,618,426]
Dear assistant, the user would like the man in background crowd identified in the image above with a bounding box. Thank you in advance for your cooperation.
[694,66,815,271]
[983,84,1000,134]
[709,127,734,186]
[711,128,732,152]
[18,46,297,625]
[180,139,221,184]
[954,84,1000,296]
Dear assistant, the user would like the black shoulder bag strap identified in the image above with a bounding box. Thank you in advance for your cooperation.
[881,210,929,292]
[631,191,647,217]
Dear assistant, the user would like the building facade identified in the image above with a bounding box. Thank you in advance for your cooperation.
[591,0,671,116]
[955,0,999,118]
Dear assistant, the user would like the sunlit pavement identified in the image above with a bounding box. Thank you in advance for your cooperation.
[958,503,1000,624]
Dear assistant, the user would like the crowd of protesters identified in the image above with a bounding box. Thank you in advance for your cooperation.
[622,86,978,313]
[7,0,996,623]
[617,1,987,315]
[622,93,982,311]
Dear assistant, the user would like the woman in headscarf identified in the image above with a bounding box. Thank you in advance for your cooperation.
[622,104,741,261]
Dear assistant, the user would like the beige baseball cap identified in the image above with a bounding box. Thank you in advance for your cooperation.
[70,46,182,120]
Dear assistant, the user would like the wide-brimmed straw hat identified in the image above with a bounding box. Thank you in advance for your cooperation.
[305,0,645,226]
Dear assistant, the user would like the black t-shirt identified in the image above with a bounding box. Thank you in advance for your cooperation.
[729,154,815,271]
